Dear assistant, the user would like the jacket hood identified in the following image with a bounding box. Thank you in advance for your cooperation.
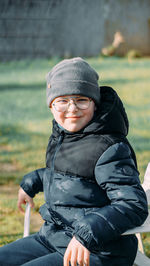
[52,86,129,137]
[86,86,129,136]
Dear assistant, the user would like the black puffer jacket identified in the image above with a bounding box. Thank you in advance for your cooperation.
[21,86,148,258]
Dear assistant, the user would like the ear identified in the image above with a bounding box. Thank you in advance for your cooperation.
[49,104,54,114]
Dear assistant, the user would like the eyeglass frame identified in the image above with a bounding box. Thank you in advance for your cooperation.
[51,96,92,112]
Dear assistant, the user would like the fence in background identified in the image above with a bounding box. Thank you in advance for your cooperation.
[0,0,150,60]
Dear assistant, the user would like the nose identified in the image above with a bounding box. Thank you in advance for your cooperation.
[67,100,78,111]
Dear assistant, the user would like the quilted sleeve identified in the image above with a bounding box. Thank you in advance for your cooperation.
[74,142,148,252]
[20,168,45,197]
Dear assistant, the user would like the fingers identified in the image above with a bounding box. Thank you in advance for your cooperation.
[70,247,78,266]
[77,247,89,266]
[28,197,35,209]
[83,249,90,266]
[64,247,71,266]
[17,187,34,213]
[17,198,34,213]
[77,248,84,266]
[64,236,90,266]
[17,199,26,213]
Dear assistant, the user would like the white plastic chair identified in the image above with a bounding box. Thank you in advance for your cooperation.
[23,202,31,237]
[23,163,150,265]
[124,162,150,265]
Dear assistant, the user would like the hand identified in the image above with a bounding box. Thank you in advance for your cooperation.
[17,187,34,213]
[64,236,90,266]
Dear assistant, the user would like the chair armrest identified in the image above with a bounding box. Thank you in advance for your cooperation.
[23,203,31,237]
[123,213,150,235]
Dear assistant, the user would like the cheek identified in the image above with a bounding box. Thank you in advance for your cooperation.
[50,107,62,121]
[53,113,64,123]
[53,113,67,128]
[84,108,95,123]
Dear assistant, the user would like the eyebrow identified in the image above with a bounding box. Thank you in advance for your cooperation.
[57,96,87,99]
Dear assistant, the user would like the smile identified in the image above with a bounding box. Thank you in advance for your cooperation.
[65,116,81,119]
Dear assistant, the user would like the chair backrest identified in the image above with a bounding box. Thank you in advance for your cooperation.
[133,163,150,266]
[142,162,150,204]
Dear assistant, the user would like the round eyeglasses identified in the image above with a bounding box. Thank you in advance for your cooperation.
[52,96,92,112]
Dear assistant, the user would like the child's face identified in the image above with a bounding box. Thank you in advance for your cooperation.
[50,95,96,132]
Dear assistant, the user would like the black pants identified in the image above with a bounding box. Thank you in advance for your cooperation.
[0,233,136,266]
[0,233,102,266]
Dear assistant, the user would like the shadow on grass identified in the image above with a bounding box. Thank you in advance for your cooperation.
[0,123,49,185]
[0,124,49,145]
[0,82,45,91]
[100,76,150,86]
[0,124,30,143]
[90,58,150,71]
[1,78,150,93]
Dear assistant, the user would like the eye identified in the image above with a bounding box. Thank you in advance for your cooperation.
[56,99,68,104]
[76,98,89,103]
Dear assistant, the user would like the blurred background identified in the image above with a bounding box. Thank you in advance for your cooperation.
[0,0,150,60]
[0,0,150,257]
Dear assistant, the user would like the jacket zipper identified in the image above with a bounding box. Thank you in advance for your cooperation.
[48,132,64,208]
[48,132,73,230]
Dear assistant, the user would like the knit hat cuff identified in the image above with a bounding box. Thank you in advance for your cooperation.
[47,80,100,106]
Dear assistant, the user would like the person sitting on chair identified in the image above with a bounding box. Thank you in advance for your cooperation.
[0,57,148,266]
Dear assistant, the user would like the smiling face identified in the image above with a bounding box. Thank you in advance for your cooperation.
[50,95,96,132]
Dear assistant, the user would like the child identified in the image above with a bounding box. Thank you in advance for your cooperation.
[0,57,148,266]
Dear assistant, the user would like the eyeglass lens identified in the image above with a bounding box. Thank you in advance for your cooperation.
[53,97,91,111]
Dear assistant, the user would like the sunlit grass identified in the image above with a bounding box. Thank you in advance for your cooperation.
[0,185,44,247]
[0,56,150,255]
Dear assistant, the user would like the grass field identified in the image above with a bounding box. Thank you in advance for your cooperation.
[0,56,150,255]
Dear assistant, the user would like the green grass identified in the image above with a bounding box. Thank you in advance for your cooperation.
[0,56,150,256]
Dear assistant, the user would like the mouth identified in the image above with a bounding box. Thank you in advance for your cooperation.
[65,116,81,119]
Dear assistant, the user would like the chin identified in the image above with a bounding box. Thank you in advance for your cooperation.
[67,128,79,132]
[66,126,81,132]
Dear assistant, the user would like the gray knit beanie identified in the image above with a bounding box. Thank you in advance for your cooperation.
[46,57,100,106]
